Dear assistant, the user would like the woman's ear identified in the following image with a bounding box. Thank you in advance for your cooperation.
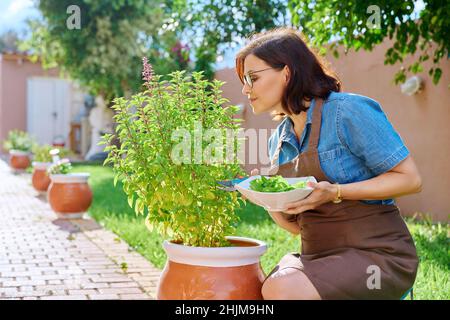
[283,65,290,83]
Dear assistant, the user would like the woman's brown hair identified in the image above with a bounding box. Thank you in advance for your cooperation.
[236,27,341,117]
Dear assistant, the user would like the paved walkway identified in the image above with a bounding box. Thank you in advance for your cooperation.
[0,159,161,300]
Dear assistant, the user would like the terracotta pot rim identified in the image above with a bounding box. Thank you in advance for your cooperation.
[32,162,52,170]
[163,236,267,267]
[50,173,90,183]
[9,150,30,156]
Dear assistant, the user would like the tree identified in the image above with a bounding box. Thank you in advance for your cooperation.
[21,0,185,102]
[0,30,21,52]
[288,0,449,85]
[172,0,288,80]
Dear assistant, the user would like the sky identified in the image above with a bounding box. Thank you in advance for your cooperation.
[0,0,40,34]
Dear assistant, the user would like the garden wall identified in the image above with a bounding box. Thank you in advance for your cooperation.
[0,53,59,146]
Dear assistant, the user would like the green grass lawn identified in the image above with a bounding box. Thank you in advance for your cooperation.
[72,163,449,300]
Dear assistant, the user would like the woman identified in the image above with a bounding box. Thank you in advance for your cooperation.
[235,28,421,300]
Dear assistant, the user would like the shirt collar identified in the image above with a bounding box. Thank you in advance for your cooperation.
[278,97,316,150]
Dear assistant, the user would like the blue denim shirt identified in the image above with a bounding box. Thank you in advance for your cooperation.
[268,91,410,205]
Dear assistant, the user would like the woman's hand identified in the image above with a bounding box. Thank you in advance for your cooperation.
[268,211,301,235]
[283,181,338,215]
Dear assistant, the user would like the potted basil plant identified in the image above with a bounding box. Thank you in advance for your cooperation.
[101,58,267,300]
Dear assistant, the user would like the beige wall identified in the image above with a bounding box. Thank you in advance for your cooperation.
[215,41,449,222]
[0,54,59,147]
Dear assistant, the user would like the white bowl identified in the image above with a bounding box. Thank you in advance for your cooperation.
[235,175,316,212]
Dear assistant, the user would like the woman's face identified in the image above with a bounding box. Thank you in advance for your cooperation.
[241,54,289,115]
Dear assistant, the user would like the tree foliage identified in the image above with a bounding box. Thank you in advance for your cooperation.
[288,0,449,85]
[0,30,21,52]
[21,0,447,95]
[172,0,288,80]
[21,0,188,101]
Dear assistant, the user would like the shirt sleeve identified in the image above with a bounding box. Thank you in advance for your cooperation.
[337,94,410,176]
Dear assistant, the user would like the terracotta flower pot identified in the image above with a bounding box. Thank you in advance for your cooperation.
[9,150,30,171]
[31,162,52,193]
[157,236,267,300]
[48,173,93,219]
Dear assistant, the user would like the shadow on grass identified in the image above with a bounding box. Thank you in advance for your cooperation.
[72,160,105,166]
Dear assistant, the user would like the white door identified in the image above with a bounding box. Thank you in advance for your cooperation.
[27,78,71,145]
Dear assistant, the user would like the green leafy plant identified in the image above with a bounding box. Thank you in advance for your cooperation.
[47,159,72,175]
[32,144,71,163]
[101,58,245,247]
[288,0,449,85]
[249,176,307,192]
[172,0,287,80]
[21,0,185,102]
[3,130,35,152]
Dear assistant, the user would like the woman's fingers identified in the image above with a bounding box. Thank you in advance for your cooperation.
[283,206,308,214]
[283,197,315,214]
[284,198,309,210]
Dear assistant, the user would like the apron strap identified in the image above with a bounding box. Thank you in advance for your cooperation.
[308,98,324,150]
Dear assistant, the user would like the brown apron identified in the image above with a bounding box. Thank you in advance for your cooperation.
[265,98,419,300]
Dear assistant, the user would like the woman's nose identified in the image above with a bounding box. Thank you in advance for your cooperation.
[241,83,251,95]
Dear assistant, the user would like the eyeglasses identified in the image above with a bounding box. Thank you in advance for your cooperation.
[243,67,276,88]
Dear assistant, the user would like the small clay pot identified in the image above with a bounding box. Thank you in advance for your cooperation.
[9,150,30,171]
[157,236,267,300]
[48,173,93,219]
[31,162,52,192]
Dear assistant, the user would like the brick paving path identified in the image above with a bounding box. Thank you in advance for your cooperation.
[0,159,161,300]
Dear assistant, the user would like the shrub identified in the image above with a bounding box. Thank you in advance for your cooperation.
[3,130,35,152]
[101,58,245,247]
